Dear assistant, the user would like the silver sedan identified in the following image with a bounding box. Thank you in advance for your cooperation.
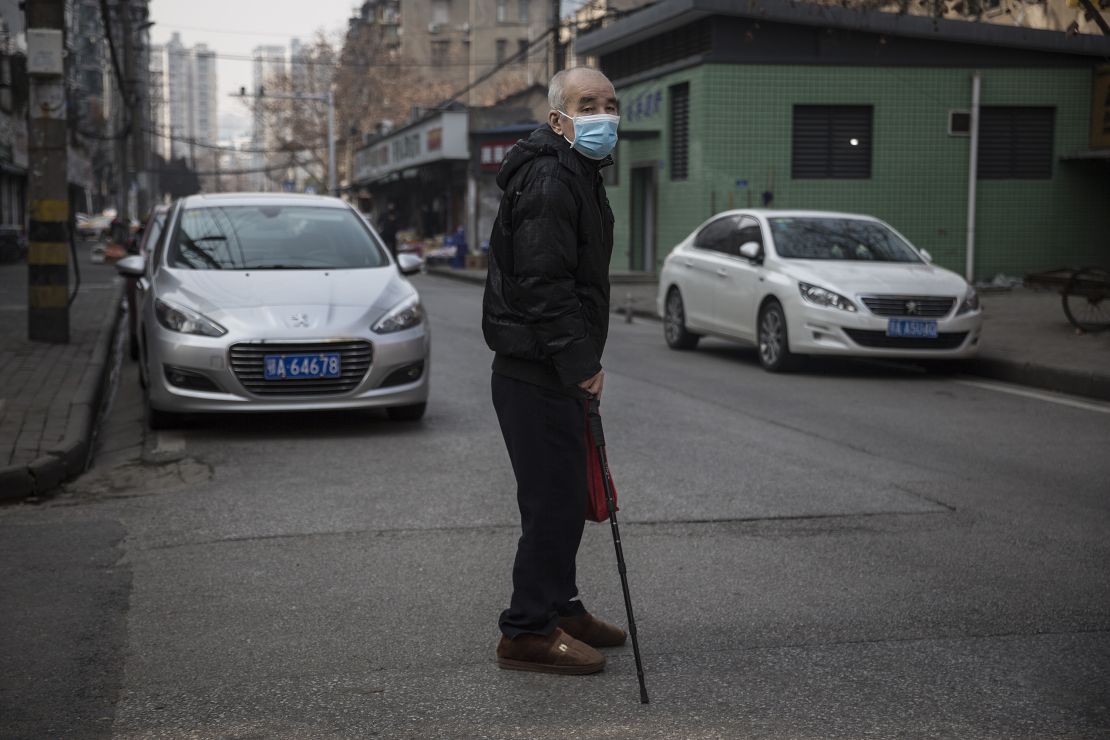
[116,193,430,429]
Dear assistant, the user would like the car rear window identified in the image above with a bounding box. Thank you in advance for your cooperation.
[167,204,388,270]
[768,217,922,262]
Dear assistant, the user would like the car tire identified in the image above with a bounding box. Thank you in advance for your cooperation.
[758,300,798,372]
[387,402,426,422]
[663,288,700,350]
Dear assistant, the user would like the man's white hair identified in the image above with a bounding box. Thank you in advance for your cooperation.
[548,67,607,112]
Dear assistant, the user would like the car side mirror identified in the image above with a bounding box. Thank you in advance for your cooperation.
[397,252,423,276]
[919,248,933,264]
[738,241,762,263]
[115,254,145,277]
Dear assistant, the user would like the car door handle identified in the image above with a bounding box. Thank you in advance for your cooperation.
[716,268,728,277]
[684,259,694,268]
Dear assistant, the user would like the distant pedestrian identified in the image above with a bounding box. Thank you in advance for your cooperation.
[378,202,399,259]
[482,66,624,675]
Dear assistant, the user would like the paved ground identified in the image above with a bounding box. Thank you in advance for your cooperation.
[2,275,1107,738]
[0,247,122,497]
[433,267,1110,400]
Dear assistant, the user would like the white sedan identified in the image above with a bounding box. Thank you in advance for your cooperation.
[657,210,983,371]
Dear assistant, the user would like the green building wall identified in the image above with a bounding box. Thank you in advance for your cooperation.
[607,64,1108,279]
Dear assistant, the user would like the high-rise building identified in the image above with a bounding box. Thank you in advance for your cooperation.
[165,32,192,160]
[192,44,218,146]
[148,43,167,161]
[348,0,550,108]
[164,34,219,158]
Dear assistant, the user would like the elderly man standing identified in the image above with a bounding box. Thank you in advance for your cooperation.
[482,67,626,675]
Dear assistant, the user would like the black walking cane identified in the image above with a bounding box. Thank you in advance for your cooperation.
[586,396,650,704]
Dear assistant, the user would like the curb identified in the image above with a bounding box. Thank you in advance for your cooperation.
[967,357,1110,403]
[0,282,125,502]
[426,270,1110,403]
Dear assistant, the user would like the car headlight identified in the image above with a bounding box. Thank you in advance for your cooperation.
[373,295,423,333]
[154,298,227,337]
[798,282,857,312]
[956,288,980,315]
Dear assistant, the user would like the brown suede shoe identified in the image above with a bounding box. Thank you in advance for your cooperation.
[496,627,606,675]
[558,613,628,648]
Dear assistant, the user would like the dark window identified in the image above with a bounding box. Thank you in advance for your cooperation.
[768,217,922,262]
[978,106,1054,179]
[792,105,872,179]
[949,110,970,136]
[518,0,529,23]
[670,82,689,181]
[495,39,507,63]
[517,39,529,62]
[693,216,740,254]
[600,19,712,81]
[736,217,763,254]
[168,205,388,270]
[431,40,450,66]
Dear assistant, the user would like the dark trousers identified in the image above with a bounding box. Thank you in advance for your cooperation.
[492,373,589,638]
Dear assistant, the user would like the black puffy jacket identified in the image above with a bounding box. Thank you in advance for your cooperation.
[482,126,615,393]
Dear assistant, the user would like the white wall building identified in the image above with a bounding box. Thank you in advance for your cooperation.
[148,43,168,161]
[164,34,219,164]
[165,32,192,160]
[192,44,218,146]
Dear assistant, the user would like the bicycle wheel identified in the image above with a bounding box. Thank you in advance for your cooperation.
[1062,267,1110,333]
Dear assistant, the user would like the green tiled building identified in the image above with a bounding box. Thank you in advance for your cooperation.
[576,0,1110,280]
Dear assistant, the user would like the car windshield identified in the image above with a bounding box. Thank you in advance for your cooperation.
[167,204,388,270]
[768,217,922,262]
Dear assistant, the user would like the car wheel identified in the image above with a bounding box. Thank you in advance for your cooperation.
[663,288,700,350]
[758,300,798,372]
[387,402,426,422]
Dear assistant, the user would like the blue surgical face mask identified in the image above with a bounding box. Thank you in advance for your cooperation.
[556,110,620,160]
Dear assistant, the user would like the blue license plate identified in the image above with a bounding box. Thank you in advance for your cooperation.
[887,319,938,338]
[264,353,342,380]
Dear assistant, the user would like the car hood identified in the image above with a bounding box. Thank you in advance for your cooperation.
[779,260,970,297]
[153,267,415,330]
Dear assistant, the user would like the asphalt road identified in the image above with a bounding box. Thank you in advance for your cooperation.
[2,273,1109,739]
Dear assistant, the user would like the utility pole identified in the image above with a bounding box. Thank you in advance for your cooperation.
[25,0,70,343]
[118,0,132,224]
[552,0,564,72]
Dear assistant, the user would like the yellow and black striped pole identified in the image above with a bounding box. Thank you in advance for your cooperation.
[26,0,70,343]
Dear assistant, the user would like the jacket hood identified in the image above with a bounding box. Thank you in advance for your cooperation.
[496,126,610,190]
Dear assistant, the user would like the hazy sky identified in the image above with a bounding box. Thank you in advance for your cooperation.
[148,0,359,139]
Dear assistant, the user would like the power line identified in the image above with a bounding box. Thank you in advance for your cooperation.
[160,46,550,70]
[177,157,307,177]
[143,126,327,154]
[155,22,339,39]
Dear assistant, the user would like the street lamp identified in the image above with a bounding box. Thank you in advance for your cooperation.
[233,87,336,196]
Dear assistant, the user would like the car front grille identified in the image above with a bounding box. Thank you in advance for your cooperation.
[861,295,956,318]
[229,340,373,396]
[844,330,968,350]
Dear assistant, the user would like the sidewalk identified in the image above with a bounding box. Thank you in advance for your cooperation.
[0,251,123,500]
[427,266,1110,401]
